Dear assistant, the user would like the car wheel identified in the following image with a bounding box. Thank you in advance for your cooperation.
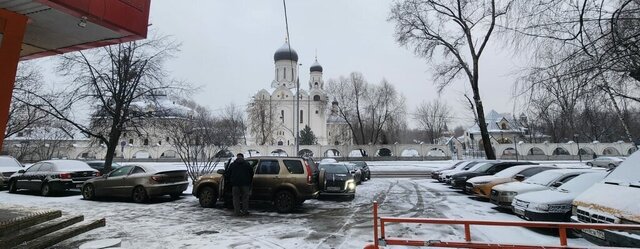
[8,180,17,193]
[274,190,295,213]
[132,186,148,203]
[586,162,593,166]
[607,163,616,169]
[295,199,305,206]
[82,184,96,200]
[198,186,217,208]
[41,183,52,196]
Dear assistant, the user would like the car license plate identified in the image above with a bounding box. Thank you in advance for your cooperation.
[327,187,340,191]
[582,229,606,240]
[75,184,82,188]
[513,207,525,216]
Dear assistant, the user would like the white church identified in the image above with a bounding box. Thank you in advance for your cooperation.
[247,41,351,146]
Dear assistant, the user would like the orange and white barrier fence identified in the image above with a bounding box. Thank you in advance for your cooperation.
[364,201,640,249]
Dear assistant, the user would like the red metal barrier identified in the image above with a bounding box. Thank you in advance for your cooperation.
[364,201,640,248]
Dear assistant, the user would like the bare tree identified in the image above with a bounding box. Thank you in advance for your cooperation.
[220,103,247,145]
[5,62,48,140]
[163,109,226,182]
[389,0,513,158]
[326,72,407,145]
[414,99,454,144]
[24,36,182,172]
[247,94,279,145]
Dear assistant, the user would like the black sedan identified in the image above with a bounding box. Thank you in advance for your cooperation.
[8,160,99,196]
[351,161,370,181]
[449,161,537,190]
[318,163,356,200]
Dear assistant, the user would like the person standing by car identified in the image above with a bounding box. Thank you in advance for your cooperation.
[227,153,254,216]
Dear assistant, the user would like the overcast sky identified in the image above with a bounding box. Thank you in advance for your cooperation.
[40,0,526,128]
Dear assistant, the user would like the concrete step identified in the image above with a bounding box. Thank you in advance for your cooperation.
[0,210,62,237]
[14,218,106,249]
[0,215,84,248]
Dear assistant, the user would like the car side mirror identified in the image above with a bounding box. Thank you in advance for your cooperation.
[216,169,225,175]
[514,174,526,181]
[551,182,562,188]
[18,169,25,174]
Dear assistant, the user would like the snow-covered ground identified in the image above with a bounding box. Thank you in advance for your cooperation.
[1,161,597,248]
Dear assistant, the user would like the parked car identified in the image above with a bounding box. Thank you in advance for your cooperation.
[439,161,492,183]
[490,168,597,208]
[351,161,371,181]
[193,157,319,213]
[0,156,23,189]
[586,157,624,169]
[81,164,188,203]
[511,171,607,221]
[449,161,536,189]
[317,163,356,199]
[431,161,465,180]
[344,163,362,185]
[86,160,123,174]
[466,165,557,198]
[572,151,640,247]
[8,160,99,196]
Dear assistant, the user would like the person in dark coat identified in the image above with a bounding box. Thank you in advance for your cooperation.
[226,153,254,216]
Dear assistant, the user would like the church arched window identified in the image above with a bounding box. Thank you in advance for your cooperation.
[283,68,287,80]
[300,110,303,124]
[281,110,285,122]
[314,82,318,86]
[313,95,321,101]
[291,69,294,80]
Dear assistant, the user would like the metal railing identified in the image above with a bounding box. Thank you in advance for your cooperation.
[364,201,640,249]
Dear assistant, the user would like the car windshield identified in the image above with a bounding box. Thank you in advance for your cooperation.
[493,166,528,178]
[53,161,92,171]
[0,157,21,167]
[524,170,563,186]
[462,161,481,170]
[344,164,356,170]
[557,172,606,193]
[352,162,366,167]
[472,162,495,172]
[319,164,349,174]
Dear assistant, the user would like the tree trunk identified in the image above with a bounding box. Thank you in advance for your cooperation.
[103,130,121,173]
[604,86,635,146]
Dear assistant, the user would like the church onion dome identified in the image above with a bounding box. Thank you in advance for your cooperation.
[310,59,323,72]
[274,42,299,62]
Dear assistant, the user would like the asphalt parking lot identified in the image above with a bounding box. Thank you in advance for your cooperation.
[1,176,595,249]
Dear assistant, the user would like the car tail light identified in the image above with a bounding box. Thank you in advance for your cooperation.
[304,161,312,184]
[59,173,72,179]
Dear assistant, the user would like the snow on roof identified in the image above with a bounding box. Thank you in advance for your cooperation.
[466,109,526,134]
[129,95,195,118]
[327,114,348,124]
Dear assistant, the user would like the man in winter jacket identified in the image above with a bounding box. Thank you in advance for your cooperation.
[226,153,254,216]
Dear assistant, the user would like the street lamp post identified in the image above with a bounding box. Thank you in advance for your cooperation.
[575,134,581,162]
[295,63,301,154]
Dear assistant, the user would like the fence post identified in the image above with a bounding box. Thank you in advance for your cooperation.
[373,201,379,247]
